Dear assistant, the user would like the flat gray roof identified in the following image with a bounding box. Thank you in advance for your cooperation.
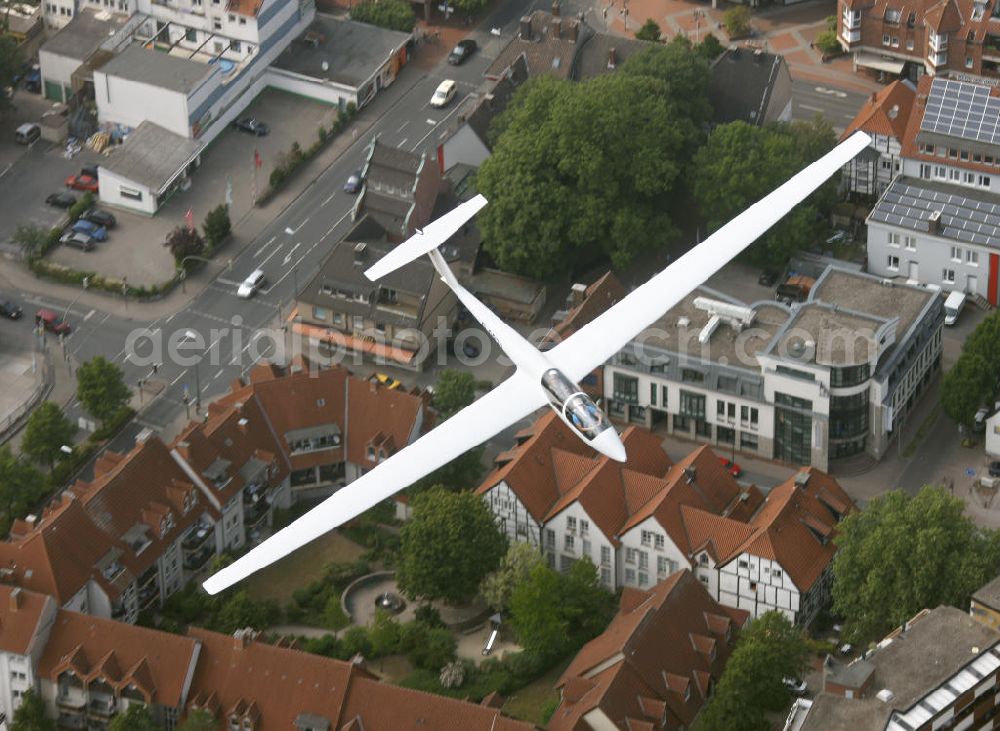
[973,575,1000,611]
[99,45,215,94]
[41,8,130,62]
[272,15,411,88]
[772,303,884,367]
[101,121,202,193]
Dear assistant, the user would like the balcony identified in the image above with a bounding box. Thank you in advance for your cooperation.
[87,697,115,719]
[928,51,947,66]
[57,693,87,712]
[842,28,860,43]
[110,602,128,621]
[184,545,213,571]
[182,521,213,552]
[985,36,1000,60]
[842,12,861,29]
[138,584,158,610]
[56,713,86,730]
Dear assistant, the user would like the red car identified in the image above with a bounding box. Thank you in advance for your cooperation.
[35,309,71,335]
[719,456,743,478]
[65,174,99,193]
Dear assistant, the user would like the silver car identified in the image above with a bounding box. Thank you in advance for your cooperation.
[237,269,266,298]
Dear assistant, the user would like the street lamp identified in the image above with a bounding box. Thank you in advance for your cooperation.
[62,276,90,328]
[177,255,216,294]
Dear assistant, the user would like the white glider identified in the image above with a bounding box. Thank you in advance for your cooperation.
[203,131,870,594]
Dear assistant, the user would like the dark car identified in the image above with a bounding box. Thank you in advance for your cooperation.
[989,461,1000,478]
[80,208,116,229]
[461,339,481,358]
[758,270,778,287]
[233,117,269,136]
[35,309,71,335]
[0,300,22,320]
[46,192,77,209]
[344,170,363,194]
[447,39,478,65]
[24,66,40,93]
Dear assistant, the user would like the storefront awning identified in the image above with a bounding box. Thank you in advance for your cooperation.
[854,52,906,75]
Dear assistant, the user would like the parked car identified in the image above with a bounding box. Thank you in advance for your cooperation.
[839,642,854,656]
[783,677,808,696]
[370,373,401,389]
[237,269,266,298]
[233,117,269,136]
[944,290,967,326]
[0,300,23,320]
[447,39,477,65]
[719,457,743,478]
[59,230,96,251]
[758,270,778,287]
[826,230,852,245]
[80,208,116,229]
[344,170,363,194]
[430,79,457,108]
[23,66,40,93]
[35,309,71,335]
[70,219,108,242]
[14,123,40,145]
[79,164,99,179]
[46,192,77,209]
[65,174,99,193]
[974,407,990,434]
[989,461,1000,478]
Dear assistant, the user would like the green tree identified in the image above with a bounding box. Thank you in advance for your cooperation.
[723,5,752,36]
[349,0,415,32]
[634,18,662,42]
[76,356,131,426]
[0,445,47,535]
[397,487,506,603]
[942,309,1000,429]
[10,689,54,731]
[368,609,401,669]
[693,119,837,269]
[108,704,157,731]
[12,224,49,259]
[509,559,616,660]
[164,225,205,267]
[0,36,23,112]
[203,204,231,250]
[411,446,484,493]
[697,33,725,61]
[432,369,476,417]
[832,486,1000,644]
[22,401,76,471]
[213,590,281,634]
[815,29,841,55]
[481,541,546,611]
[406,625,457,670]
[479,67,702,277]
[620,37,714,132]
[697,612,808,731]
[177,709,217,731]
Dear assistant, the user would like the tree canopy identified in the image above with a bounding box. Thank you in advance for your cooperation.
[0,445,49,537]
[108,704,157,731]
[76,356,131,426]
[165,226,206,268]
[478,44,710,277]
[349,0,415,32]
[397,487,507,603]
[481,541,546,612]
[432,369,476,417]
[697,611,808,731]
[692,118,838,269]
[634,18,662,42]
[22,401,76,471]
[832,486,1000,644]
[0,36,23,112]
[177,709,217,731]
[10,689,54,731]
[942,309,1000,428]
[509,559,617,660]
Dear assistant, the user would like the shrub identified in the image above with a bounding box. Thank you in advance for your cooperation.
[203,204,231,250]
[723,5,752,36]
[414,604,444,629]
[322,596,350,631]
[815,29,841,55]
[67,193,94,224]
[346,101,357,116]
[341,625,372,658]
[439,660,467,689]
[407,626,456,671]
[317,125,328,145]
[270,165,288,189]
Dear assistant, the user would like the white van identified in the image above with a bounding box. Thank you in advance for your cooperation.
[944,291,966,326]
[14,123,40,145]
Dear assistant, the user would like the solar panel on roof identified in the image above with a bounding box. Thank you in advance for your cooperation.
[920,78,1000,145]
[872,179,1000,245]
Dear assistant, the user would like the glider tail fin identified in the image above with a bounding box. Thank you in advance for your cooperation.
[363,194,487,282]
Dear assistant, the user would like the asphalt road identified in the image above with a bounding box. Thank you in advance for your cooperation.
[791,78,870,134]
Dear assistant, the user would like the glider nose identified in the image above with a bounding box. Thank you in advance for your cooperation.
[593,428,627,462]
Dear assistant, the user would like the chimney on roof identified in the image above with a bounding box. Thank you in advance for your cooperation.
[927,209,942,234]
[9,587,22,611]
[233,627,257,650]
[353,242,367,266]
[552,0,560,16]
[568,283,587,308]
[552,17,562,38]
[608,47,617,69]
[753,48,764,61]
[520,15,532,40]
[568,18,579,42]
[24,515,38,530]
[684,466,696,483]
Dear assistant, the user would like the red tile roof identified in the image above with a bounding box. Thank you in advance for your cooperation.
[548,570,748,730]
[186,627,537,730]
[841,80,916,141]
[0,585,53,656]
[39,608,199,707]
[545,272,627,344]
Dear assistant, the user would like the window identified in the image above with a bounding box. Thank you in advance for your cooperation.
[887,255,900,271]
[213,17,222,29]
[967,250,979,265]
[626,548,638,564]
[775,392,812,410]
[119,186,143,201]
[564,534,574,551]
[679,391,706,419]
[312,306,328,320]
[185,27,197,42]
[566,516,577,533]
[741,432,758,450]
[888,232,900,246]
[738,559,749,569]
[641,529,653,546]
[580,519,589,534]
[239,15,246,23]
[613,373,639,404]
[601,546,611,565]
[773,569,783,580]
[231,39,241,52]
[904,236,916,250]
[658,556,677,575]
[650,382,657,406]
[740,405,759,426]
[891,36,899,47]
[654,533,665,550]
[661,386,668,406]
[699,553,709,565]
[716,400,725,417]
[625,568,636,584]
[681,368,704,383]
[600,567,612,585]
[546,529,555,549]
[227,12,234,20]
[717,375,738,393]
[639,551,649,570]
[882,33,890,45]
[885,7,900,22]
[638,572,648,586]
[980,175,992,187]
[943,268,955,284]
[907,38,914,50]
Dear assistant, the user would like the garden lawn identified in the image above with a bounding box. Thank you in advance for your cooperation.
[502,658,571,725]
[242,531,365,602]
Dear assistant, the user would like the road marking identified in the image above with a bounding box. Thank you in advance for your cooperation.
[283,242,301,265]
[269,251,309,290]
[83,309,95,321]
[258,243,284,267]
[322,190,336,206]
[0,163,11,180]
[412,100,467,152]
[215,278,241,287]
[284,227,294,234]
[800,104,825,113]
[321,209,355,242]
[397,121,409,133]
[399,138,408,147]
[426,118,436,125]
[254,235,276,258]
[165,313,176,324]
[212,370,224,380]
[171,371,185,386]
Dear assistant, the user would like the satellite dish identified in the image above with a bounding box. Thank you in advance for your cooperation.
[321,60,329,72]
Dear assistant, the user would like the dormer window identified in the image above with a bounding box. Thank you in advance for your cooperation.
[367,445,375,460]
[885,7,900,23]
[684,685,691,702]
[229,717,239,731]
